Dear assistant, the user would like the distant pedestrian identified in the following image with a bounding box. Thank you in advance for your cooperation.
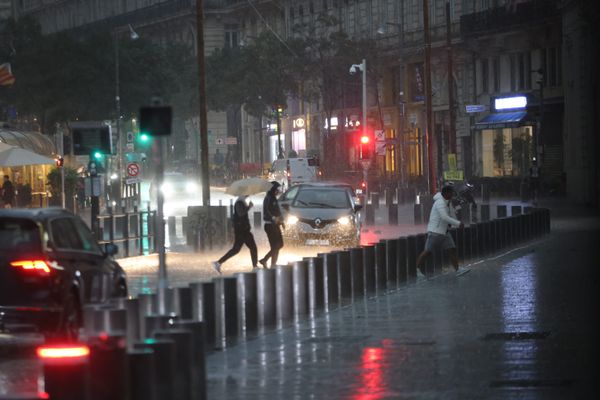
[529,159,541,205]
[416,185,467,277]
[1,175,15,208]
[212,195,258,274]
[259,181,284,268]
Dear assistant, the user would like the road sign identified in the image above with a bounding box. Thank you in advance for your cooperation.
[376,141,386,156]
[375,129,385,141]
[126,177,141,185]
[127,163,140,177]
[465,104,486,113]
[126,143,134,151]
[216,138,224,145]
[443,170,464,181]
[225,137,237,145]
[126,131,134,143]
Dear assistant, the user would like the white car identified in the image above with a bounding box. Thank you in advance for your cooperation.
[149,173,201,216]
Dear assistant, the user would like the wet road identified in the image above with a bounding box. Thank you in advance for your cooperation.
[205,208,600,399]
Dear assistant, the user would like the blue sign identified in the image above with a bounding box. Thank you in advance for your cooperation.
[465,104,486,113]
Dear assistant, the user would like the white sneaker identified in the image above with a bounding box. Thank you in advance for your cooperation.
[455,267,471,276]
[212,261,222,275]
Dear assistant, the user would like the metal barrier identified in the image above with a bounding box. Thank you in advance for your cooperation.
[96,207,156,256]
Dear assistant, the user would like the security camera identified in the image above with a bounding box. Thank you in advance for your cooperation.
[349,65,358,75]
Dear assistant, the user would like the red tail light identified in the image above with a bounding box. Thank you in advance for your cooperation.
[361,181,367,189]
[37,345,90,360]
[10,260,51,274]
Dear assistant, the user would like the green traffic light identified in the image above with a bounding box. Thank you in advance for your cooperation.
[93,151,103,160]
[139,133,150,143]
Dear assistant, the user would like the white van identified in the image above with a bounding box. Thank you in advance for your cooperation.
[268,157,320,191]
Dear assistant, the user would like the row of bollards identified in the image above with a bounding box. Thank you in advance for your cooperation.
[40,207,550,400]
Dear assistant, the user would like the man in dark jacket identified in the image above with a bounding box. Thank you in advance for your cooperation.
[259,181,284,268]
[212,195,258,274]
[2,175,15,208]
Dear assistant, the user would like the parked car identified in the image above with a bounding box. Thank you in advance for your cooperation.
[268,157,320,192]
[279,183,362,247]
[0,208,128,340]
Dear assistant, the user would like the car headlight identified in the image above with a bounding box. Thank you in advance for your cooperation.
[160,183,173,196]
[337,216,351,225]
[287,215,299,225]
[186,181,199,193]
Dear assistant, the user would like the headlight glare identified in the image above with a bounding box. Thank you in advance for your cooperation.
[337,216,351,225]
[186,181,199,193]
[287,215,299,225]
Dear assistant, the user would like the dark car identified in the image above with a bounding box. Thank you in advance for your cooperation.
[0,208,127,340]
[280,184,362,247]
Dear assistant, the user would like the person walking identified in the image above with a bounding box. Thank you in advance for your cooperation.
[259,181,284,268]
[416,185,467,277]
[212,195,258,274]
[1,175,15,208]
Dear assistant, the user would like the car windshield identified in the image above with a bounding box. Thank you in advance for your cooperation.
[293,188,350,209]
[0,218,42,253]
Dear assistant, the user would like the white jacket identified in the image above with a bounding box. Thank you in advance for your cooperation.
[426,192,461,234]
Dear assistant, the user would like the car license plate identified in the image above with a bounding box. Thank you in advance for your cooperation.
[306,239,330,246]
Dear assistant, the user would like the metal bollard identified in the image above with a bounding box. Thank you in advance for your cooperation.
[396,238,409,284]
[470,224,479,259]
[463,226,472,261]
[154,329,194,400]
[292,260,309,319]
[128,348,157,400]
[236,272,258,337]
[365,204,375,226]
[167,286,193,320]
[172,321,208,400]
[489,220,498,253]
[256,268,276,331]
[336,250,352,303]
[384,239,398,289]
[455,227,465,263]
[144,314,176,339]
[134,339,176,400]
[93,307,127,336]
[319,252,339,311]
[306,257,325,315]
[362,245,376,294]
[120,298,141,349]
[373,241,387,292]
[168,216,176,237]
[188,282,216,349]
[88,335,129,400]
[349,247,365,300]
[213,276,238,349]
[497,204,507,218]
[385,189,393,207]
[413,203,422,225]
[38,343,90,400]
[388,203,398,225]
[406,235,418,282]
[480,204,490,221]
[275,264,293,328]
[415,233,431,275]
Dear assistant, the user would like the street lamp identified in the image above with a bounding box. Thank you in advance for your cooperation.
[350,59,368,194]
[114,24,139,203]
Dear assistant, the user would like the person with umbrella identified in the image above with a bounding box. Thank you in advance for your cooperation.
[212,195,258,274]
[259,181,284,268]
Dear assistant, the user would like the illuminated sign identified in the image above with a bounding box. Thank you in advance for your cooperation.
[293,117,305,129]
[494,96,527,111]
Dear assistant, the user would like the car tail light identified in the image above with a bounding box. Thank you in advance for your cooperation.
[361,181,367,189]
[37,345,90,360]
[10,260,52,274]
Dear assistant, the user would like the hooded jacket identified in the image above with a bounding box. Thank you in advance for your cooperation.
[426,192,461,235]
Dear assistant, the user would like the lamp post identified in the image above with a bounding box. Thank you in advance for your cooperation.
[350,59,368,195]
[114,24,139,205]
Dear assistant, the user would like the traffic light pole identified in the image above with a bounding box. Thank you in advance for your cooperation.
[196,0,211,206]
[155,138,168,315]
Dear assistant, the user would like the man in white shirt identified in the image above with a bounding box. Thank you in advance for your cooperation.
[416,185,468,277]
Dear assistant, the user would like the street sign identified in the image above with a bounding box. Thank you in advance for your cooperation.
[465,104,486,113]
[126,143,134,152]
[216,138,224,145]
[126,177,141,185]
[225,137,237,145]
[376,141,386,156]
[443,170,464,181]
[127,163,140,177]
[126,131,134,143]
[375,130,385,141]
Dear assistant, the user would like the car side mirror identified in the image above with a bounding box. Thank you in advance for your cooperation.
[104,243,118,256]
[354,204,363,213]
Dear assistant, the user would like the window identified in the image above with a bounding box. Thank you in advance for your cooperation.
[51,218,83,250]
[0,218,41,253]
[481,59,489,93]
[544,46,562,87]
[72,219,102,254]
[224,24,239,48]
[492,58,500,92]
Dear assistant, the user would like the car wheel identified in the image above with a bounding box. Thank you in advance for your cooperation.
[54,290,82,342]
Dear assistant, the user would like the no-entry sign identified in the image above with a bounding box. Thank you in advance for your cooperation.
[127,163,140,177]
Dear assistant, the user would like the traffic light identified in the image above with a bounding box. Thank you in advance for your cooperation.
[136,132,152,151]
[359,133,373,159]
[55,156,64,167]
[88,151,104,176]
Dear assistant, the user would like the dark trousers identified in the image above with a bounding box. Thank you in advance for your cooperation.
[261,223,284,266]
[218,230,258,267]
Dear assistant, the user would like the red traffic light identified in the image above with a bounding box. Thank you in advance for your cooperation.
[360,135,370,144]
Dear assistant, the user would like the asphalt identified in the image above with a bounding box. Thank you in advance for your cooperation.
[204,200,600,399]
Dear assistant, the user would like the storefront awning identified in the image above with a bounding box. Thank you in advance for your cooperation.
[475,111,529,130]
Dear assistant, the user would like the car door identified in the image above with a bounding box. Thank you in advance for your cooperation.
[278,185,300,211]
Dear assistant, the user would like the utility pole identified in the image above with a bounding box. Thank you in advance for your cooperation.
[446,0,457,155]
[196,0,210,206]
[423,0,436,195]
[276,106,283,159]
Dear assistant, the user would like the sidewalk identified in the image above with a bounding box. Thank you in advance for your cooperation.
[204,202,600,399]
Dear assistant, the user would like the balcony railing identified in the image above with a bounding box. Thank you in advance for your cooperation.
[460,0,559,37]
